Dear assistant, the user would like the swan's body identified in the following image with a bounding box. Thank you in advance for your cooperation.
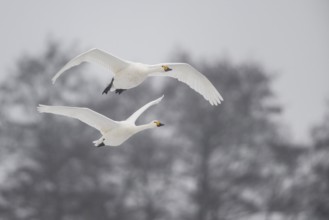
[52,48,223,105]
[113,63,149,89]
[37,95,165,147]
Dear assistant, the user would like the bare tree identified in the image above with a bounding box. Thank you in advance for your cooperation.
[1,42,315,220]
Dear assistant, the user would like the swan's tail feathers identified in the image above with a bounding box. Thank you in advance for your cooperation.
[93,138,105,147]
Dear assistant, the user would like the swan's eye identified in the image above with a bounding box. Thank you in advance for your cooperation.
[162,65,172,72]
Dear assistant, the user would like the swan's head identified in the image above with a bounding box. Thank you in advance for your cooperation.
[161,65,172,72]
[153,120,165,127]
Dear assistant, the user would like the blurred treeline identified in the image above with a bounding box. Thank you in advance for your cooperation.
[0,41,328,220]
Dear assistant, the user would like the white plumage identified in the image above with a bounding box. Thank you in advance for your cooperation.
[52,48,223,106]
[37,95,165,147]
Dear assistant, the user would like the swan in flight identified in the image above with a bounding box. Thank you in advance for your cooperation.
[37,95,165,147]
[52,48,223,106]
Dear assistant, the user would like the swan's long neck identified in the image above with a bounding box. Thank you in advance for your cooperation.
[133,123,155,134]
[145,65,162,75]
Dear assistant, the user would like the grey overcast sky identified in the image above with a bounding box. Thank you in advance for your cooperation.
[1,0,328,143]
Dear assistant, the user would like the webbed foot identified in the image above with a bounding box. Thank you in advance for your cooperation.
[115,89,126,94]
[97,142,105,147]
[102,78,114,95]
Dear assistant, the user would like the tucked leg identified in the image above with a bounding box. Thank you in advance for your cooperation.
[102,78,114,95]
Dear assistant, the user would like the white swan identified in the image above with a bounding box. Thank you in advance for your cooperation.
[37,95,165,147]
[52,48,223,106]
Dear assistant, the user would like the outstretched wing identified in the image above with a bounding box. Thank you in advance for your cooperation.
[37,105,118,133]
[52,48,130,84]
[126,95,164,124]
[150,63,223,106]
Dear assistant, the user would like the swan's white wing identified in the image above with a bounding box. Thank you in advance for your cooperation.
[150,63,223,106]
[52,48,130,84]
[126,95,164,124]
[37,105,118,133]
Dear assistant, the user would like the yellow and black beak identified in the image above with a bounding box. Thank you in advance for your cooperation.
[162,65,172,72]
[155,121,165,127]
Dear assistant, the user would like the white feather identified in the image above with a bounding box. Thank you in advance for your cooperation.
[52,48,129,84]
[126,95,164,124]
[37,105,117,133]
[52,48,223,105]
[150,63,223,105]
[37,95,164,147]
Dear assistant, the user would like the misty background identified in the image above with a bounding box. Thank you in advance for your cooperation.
[0,1,329,220]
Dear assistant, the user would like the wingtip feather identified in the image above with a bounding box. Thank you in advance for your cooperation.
[37,104,46,113]
[37,104,53,113]
[155,94,165,103]
[51,71,62,84]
